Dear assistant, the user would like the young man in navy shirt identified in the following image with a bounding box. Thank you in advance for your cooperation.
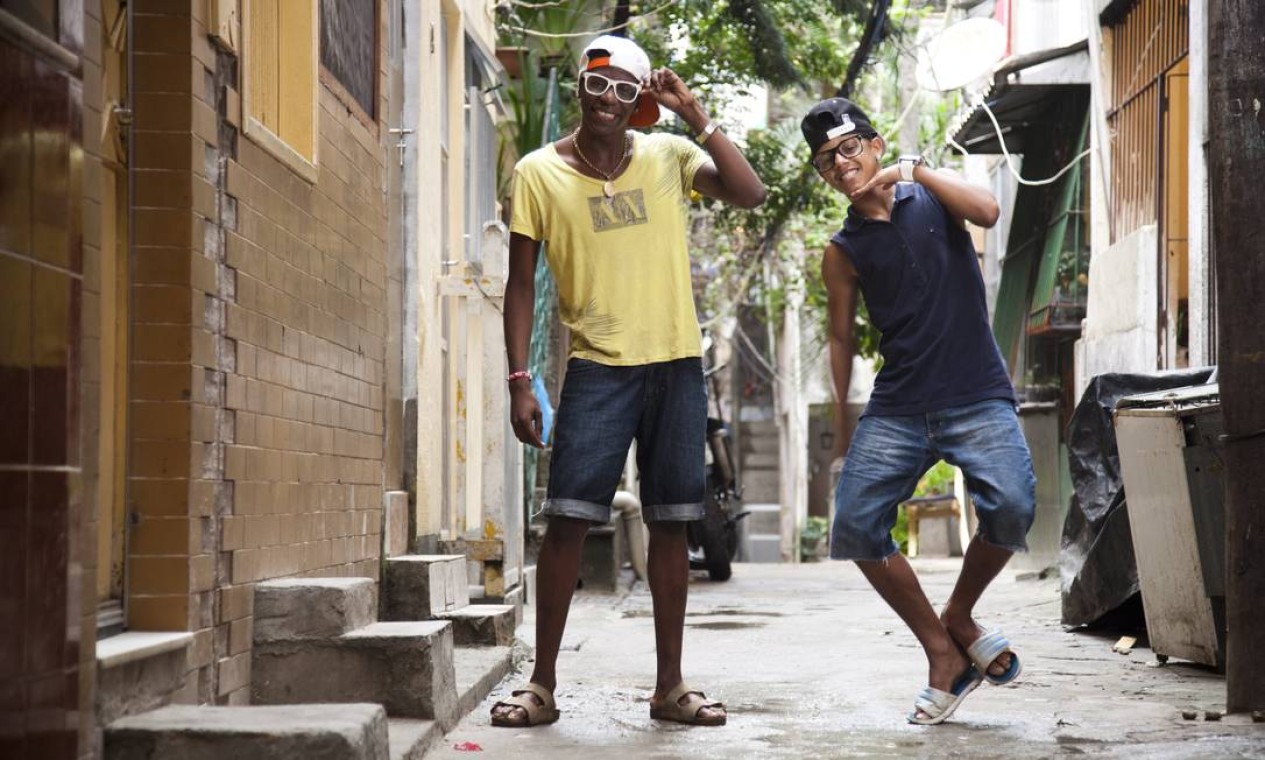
[803,98,1036,725]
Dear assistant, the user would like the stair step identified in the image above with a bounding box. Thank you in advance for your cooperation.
[453,646,514,717]
[745,509,781,535]
[387,718,441,760]
[253,621,457,722]
[383,555,470,621]
[744,534,783,563]
[254,578,377,642]
[105,704,389,760]
[436,605,516,647]
[96,632,193,725]
[740,437,780,455]
[742,453,779,469]
[741,420,779,436]
[471,582,526,628]
[741,470,780,501]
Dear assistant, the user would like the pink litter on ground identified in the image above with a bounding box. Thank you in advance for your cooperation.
[452,741,483,752]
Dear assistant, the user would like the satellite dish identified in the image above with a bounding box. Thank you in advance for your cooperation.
[915,17,1007,91]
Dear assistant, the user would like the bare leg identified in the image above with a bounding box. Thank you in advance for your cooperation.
[491,516,589,723]
[645,522,724,722]
[940,534,1015,677]
[855,553,971,718]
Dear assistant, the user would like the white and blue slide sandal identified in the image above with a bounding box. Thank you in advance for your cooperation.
[906,666,983,725]
[967,630,1023,685]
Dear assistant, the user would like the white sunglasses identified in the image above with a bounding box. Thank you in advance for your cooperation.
[580,72,642,104]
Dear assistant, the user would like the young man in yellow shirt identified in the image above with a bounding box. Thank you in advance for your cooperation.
[492,35,765,727]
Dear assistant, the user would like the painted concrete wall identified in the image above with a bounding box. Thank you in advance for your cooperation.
[1075,224,1160,397]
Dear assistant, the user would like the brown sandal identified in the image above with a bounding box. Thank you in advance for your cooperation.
[490,683,560,727]
[649,682,727,726]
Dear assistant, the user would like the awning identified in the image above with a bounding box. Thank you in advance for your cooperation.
[948,40,1090,154]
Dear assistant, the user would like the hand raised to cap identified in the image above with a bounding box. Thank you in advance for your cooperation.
[643,68,698,115]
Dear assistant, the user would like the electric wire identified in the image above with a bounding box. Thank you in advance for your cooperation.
[947,96,1094,187]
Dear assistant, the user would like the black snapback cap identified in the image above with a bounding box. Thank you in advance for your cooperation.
[801,98,876,155]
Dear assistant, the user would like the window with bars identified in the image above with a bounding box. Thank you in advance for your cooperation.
[1104,0,1188,241]
[319,0,377,119]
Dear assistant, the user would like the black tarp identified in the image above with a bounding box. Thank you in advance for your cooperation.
[1059,368,1216,626]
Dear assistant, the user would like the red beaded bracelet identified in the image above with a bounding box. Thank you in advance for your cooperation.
[506,370,532,384]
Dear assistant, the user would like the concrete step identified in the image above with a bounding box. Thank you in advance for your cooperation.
[436,605,517,647]
[96,631,193,725]
[387,719,442,760]
[470,582,526,628]
[744,502,781,535]
[105,704,389,760]
[742,470,780,502]
[382,555,470,621]
[742,452,779,469]
[741,420,778,437]
[740,436,780,455]
[453,646,514,717]
[253,621,458,722]
[253,578,377,641]
[745,534,782,563]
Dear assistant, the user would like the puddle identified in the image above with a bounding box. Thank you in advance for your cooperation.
[685,621,767,631]
[621,608,785,619]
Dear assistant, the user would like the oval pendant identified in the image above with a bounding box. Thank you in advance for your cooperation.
[603,181,615,198]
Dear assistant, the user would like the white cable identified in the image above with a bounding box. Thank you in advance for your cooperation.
[503,0,570,9]
[951,96,1092,187]
[502,0,680,39]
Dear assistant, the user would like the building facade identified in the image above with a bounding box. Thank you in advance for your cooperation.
[0,1,518,757]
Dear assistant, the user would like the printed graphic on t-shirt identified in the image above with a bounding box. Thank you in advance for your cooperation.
[588,189,648,233]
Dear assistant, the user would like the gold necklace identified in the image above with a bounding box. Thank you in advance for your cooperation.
[571,129,630,198]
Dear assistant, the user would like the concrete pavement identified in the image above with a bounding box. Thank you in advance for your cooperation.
[433,560,1264,758]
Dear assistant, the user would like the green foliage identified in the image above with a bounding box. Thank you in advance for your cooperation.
[891,505,909,554]
[497,0,605,61]
[914,460,956,497]
[634,0,860,113]
[800,515,830,562]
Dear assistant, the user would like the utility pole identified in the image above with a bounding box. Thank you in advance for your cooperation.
[1208,0,1265,714]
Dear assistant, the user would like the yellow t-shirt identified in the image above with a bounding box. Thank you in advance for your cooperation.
[510,131,710,366]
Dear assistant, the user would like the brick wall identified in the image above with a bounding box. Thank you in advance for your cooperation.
[222,90,388,583]
[118,0,391,707]
[211,21,390,703]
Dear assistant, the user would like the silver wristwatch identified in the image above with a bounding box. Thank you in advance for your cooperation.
[898,154,925,183]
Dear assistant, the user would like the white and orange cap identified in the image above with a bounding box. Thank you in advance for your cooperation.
[578,34,660,127]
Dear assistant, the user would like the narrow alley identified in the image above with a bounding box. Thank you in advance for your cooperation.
[437,562,1261,759]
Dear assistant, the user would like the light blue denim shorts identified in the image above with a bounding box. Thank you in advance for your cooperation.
[831,398,1036,561]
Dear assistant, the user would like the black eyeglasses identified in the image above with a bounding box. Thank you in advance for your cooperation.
[580,72,642,104]
[811,134,874,173]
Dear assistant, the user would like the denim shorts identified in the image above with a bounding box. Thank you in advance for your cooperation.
[831,398,1036,561]
[544,357,706,524]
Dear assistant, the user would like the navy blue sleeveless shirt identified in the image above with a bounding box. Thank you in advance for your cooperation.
[831,182,1015,417]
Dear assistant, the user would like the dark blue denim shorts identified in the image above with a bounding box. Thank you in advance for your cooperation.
[832,398,1036,561]
[544,357,706,524]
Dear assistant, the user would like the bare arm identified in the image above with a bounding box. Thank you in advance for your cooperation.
[505,231,544,448]
[913,166,999,228]
[822,241,859,450]
[853,165,999,229]
[643,68,767,209]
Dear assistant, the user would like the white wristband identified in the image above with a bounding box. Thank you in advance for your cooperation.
[695,122,719,145]
[898,154,924,183]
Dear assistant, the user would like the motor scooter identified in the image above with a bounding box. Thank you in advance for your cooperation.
[687,363,748,581]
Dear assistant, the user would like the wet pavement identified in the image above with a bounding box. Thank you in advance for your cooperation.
[434,560,1265,758]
